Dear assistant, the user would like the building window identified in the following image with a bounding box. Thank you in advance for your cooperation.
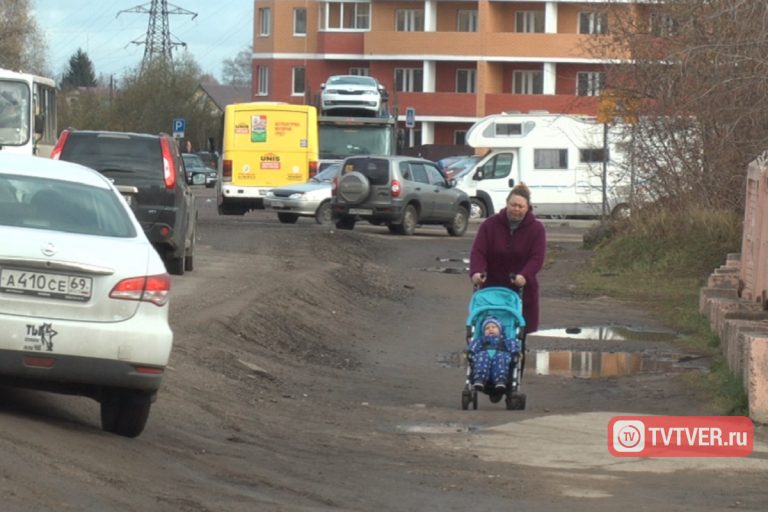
[534,149,568,169]
[650,12,678,37]
[395,68,423,92]
[512,71,543,94]
[454,130,467,145]
[258,7,271,36]
[579,12,607,35]
[396,9,424,32]
[349,67,369,76]
[319,1,370,31]
[457,10,478,32]
[292,67,305,96]
[257,66,269,96]
[580,148,607,163]
[515,11,544,33]
[456,69,476,93]
[576,71,605,96]
[294,8,307,35]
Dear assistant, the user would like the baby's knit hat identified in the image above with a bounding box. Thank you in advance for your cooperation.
[481,316,503,335]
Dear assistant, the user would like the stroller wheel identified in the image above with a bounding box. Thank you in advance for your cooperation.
[472,390,478,410]
[505,392,527,411]
[489,392,503,404]
[461,389,471,410]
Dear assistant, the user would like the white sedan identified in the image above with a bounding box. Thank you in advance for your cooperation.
[0,153,173,438]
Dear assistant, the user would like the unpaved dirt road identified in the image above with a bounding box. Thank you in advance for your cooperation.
[1,187,766,511]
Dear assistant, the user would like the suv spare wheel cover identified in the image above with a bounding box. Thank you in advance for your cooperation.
[338,172,370,204]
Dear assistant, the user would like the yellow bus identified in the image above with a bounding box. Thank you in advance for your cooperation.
[217,102,319,215]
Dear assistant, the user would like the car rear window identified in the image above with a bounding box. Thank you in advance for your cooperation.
[60,133,162,178]
[0,174,137,237]
[343,158,390,186]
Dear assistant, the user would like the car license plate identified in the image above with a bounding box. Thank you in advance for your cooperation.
[271,201,285,208]
[0,268,93,301]
[349,208,372,215]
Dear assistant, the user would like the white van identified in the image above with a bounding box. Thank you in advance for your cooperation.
[455,113,631,219]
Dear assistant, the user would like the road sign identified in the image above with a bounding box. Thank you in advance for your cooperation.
[172,118,186,138]
[405,107,416,129]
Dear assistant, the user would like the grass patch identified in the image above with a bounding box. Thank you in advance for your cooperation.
[577,206,747,413]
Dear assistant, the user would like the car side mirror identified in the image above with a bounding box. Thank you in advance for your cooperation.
[474,169,484,181]
[320,83,326,90]
[34,114,45,135]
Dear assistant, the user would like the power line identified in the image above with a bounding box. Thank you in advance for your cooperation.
[117,0,196,71]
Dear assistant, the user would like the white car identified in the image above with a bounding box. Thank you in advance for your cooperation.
[264,163,341,224]
[0,154,173,437]
[320,75,387,117]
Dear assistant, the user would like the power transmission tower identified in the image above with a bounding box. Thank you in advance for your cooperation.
[117,1,197,70]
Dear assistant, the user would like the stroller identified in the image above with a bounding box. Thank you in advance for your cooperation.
[461,286,527,410]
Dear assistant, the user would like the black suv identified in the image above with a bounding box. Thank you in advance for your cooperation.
[52,129,197,275]
[332,155,470,236]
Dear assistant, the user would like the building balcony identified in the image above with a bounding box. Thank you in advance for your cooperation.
[484,94,600,116]
[317,31,365,55]
[389,92,477,117]
[363,31,625,61]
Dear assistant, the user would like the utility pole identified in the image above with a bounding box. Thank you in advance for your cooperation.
[117,1,197,71]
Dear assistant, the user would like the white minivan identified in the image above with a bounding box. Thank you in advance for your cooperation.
[455,113,631,219]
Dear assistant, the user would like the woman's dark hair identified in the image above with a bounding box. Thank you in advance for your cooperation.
[506,182,531,205]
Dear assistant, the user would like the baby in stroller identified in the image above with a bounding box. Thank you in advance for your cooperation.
[468,316,520,391]
[462,286,527,410]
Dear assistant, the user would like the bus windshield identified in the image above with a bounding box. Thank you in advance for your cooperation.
[0,80,31,146]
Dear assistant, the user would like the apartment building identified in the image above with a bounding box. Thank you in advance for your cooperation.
[252,1,653,147]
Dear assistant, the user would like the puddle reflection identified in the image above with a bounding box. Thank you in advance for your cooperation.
[530,326,678,343]
[530,350,694,378]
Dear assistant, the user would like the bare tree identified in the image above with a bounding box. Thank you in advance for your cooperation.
[589,1,768,213]
[222,46,252,87]
[0,0,47,74]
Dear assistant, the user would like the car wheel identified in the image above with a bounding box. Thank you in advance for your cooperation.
[395,204,418,236]
[337,172,371,205]
[611,203,631,220]
[470,198,487,220]
[315,201,332,225]
[100,390,152,438]
[277,212,299,224]
[335,216,356,230]
[446,206,469,237]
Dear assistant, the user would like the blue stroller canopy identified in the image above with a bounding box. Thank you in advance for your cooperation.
[466,287,525,339]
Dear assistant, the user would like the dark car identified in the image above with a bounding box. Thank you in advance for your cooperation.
[51,129,198,275]
[183,152,217,188]
[331,155,470,236]
[196,150,218,170]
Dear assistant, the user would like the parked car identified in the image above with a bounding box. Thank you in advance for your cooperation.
[0,153,173,437]
[182,152,217,187]
[442,155,482,180]
[51,129,198,275]
[196,150,218,170]
[331,155,470,236]
[264,163,341,225]
[320,75,388,117]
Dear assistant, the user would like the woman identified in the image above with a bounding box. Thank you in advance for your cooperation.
[469,183,546,334]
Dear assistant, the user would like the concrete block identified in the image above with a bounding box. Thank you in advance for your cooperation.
[746,335,768,423]
[699,287,739,316]
[708,273,739,288]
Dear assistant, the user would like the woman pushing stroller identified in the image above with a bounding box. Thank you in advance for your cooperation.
[469,183,546,335]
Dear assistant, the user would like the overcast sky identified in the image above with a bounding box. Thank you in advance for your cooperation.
[33,0,253,81]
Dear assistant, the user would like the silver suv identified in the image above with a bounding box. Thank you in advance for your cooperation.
[331,155,470,236]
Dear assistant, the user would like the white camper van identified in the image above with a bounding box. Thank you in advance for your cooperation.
[455,113,630,219]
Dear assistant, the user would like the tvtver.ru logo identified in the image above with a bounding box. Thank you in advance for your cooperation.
[611,419,645,453]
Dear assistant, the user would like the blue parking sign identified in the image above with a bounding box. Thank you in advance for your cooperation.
[173,118,186,137]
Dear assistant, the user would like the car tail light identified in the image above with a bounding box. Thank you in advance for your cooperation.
[309,160,318,178]
[222,159,232,181]
[50,130,70,160]
[159,138,176,189]
[391,179,401,198]
[110,273,171,306]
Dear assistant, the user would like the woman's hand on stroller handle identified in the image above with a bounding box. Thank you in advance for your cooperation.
[509,273,526,288]
[471,272,487,286]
